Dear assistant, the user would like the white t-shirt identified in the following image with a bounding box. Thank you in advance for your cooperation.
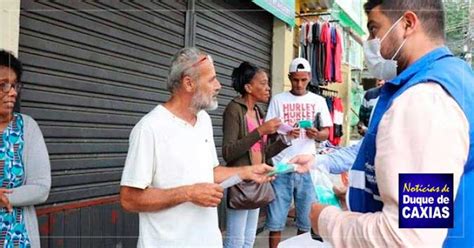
[120,105,222,248]
[265,91,332,164]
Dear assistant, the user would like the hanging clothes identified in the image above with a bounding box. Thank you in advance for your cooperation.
[300,22,307,58]
[305,22,311,61]
[311,22,321,86]
[320,22,332,82]
[332,97,344,139]
[317,22,325,85]
[299,20,344,86]
[321,94,344,146]
[331,26,343,83]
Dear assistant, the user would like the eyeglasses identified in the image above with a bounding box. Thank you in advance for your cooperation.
[0,82,23,93]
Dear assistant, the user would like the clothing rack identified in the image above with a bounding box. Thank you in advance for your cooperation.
[296,12,332,18]
[319,87,338,97]
[308,85,339,96]
[298,19,339,28]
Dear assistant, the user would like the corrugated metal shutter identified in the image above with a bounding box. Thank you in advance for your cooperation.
[18,0,187,204]
[195,0,273,159]
[194,0,273,229]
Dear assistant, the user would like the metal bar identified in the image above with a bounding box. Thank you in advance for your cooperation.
[185,0,196,47]
[296,12,331,18]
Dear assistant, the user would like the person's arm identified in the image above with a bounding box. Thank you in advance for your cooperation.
[213,163,274,184]
[221,104,261,163]
[306,127,329,141]
[120,123,223,212]
[264,135,289,163]
[315,140,362,174]
[120,183,223,212]
[221,104,282,163]
[7,115,51,206]
[261,97,291,163]
[307,99,332,141]
[315,83,468,247]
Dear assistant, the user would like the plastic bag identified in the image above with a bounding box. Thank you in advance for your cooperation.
[311,168,341,208]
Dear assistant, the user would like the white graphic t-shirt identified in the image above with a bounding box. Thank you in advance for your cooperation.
[265,91,332,164]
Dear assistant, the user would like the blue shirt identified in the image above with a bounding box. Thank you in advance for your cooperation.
[316,139,362,174]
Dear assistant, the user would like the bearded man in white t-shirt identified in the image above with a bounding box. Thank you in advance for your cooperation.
[265,58,333,248]
[119,47,275,248]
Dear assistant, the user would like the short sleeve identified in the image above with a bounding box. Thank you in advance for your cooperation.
[120,123,156,189]
[265,96,279,121]
[318,97,333,127]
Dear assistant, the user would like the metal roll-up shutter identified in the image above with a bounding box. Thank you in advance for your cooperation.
[195,0,273,229]
[195,0,273,160]
[18,0,186,205]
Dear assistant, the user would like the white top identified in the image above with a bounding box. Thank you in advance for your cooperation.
[318,83,469,247]
[121,105,222,248]
[265,91,332,163]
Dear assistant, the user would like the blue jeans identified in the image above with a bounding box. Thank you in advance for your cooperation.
[266,172,316,232]
[224,208,259,248]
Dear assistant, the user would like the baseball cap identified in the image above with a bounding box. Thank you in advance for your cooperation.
[289,58,311,73]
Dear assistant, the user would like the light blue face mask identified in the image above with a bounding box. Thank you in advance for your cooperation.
[363,16,407,81]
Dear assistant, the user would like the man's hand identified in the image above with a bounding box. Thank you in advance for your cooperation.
[186,183,224,207]
[0,188,12,212]
[287,128,300,139]
[289,154,315,173]
[309,203,329,235]
[305,127,320,140]
[240,164,275,183]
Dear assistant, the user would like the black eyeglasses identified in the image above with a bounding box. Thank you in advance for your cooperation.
[0,82,23,93]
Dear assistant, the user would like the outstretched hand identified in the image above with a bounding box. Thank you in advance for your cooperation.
[289,154,315,173]
[241,164,275,183]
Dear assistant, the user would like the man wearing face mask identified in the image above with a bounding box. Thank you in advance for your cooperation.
[289,1,474,247]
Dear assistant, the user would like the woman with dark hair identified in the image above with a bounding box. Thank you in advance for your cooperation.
[222,62,289,248]
[0,50,51,247]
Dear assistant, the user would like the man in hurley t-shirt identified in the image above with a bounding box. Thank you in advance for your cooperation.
[265,58,332,248]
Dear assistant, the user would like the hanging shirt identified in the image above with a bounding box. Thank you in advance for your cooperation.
[317,22,325,85]
[311,22,321,86]
[332,27,343,83]
[321,22,332,82]
[300,23,307,58]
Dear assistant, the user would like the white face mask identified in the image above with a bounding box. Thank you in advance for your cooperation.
[363,17,407,81]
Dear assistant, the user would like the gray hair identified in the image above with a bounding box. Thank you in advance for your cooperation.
[167,47,209,93]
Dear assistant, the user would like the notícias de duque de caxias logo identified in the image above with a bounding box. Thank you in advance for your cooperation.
[399,173,453,228]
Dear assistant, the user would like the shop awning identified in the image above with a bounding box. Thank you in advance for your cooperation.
[252,0,295,27]
[331,3,366,36]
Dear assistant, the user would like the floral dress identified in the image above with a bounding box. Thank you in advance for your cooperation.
[0,113,30,247]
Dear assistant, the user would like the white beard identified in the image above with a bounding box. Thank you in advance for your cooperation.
[191,89,218,112]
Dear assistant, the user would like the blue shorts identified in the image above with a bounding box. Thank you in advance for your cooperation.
[265,172,316,232]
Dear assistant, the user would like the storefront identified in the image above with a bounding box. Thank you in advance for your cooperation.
[17,0,276,246]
